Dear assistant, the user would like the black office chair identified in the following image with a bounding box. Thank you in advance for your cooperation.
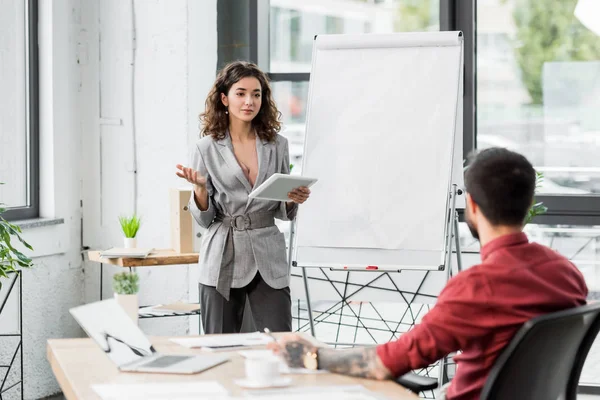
[396,371,439,394]
[396,302,600,400]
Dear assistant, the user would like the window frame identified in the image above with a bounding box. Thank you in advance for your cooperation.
[3,0,39,221]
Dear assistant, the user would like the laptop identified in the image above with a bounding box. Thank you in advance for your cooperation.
[70,299,229,374]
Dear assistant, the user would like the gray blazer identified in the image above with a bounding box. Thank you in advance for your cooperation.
[188,132,298,290]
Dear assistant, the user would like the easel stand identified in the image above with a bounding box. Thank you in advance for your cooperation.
[290,184,463,388]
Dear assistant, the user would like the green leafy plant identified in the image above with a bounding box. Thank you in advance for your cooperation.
[0,183,33,289]
[112,270,140,295]
[289,163,294,172]
[512,0,600,104]
[394,0,437,32]
[524,171,548,225]
[119,215,141,238]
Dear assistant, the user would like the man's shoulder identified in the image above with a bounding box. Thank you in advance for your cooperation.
[451,263,489,282]
[528,240,569,259]
[442,266,492,298]
[517,241,577,272]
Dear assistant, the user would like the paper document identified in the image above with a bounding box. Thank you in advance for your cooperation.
[244,385,385,399]
[138,305,172,316]
[155,303,200,313]
[238,350,328,375]
[99,248,154,258]
[139,303,201,317]
[170,332,273,350]
[92,381,230,400]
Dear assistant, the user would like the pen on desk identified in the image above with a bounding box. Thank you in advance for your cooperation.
[263,327,277,344]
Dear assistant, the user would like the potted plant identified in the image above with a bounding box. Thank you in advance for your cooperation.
[113,269,140,324]
[119,215,141,248]
[524,171,548,225]
[0,184,33,290]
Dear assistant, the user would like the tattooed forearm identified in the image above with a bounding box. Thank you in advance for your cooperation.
[282,340,313,368]
[317,347,393,380]
[278,337,392,380]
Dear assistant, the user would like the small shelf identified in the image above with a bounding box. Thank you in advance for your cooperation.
[87,249,199,267]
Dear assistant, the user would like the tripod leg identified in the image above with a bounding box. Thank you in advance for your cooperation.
[454,213,463,273]
[302,267,316,336]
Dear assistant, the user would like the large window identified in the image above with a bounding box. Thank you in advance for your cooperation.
[478,0,600,195]
[476,0,600,225]
[0,0,38,220]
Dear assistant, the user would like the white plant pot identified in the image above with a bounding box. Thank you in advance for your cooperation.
[124,237,137,248]
[114,293,139,325]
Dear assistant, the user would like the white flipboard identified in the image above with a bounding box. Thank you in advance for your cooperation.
[288,32,465,388]
[292,31,464,273]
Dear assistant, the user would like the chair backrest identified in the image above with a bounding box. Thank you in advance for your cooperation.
[566,301,600,399]
[480,302,600,400]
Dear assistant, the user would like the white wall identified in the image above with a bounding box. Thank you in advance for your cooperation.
[79,0,217,331]
[0,1,217,399]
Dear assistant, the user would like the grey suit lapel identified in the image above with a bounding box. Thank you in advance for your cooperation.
[246,137,273,210]
[255,137,273,189]
[216,133,253,193]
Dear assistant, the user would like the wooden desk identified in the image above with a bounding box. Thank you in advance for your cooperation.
[47,334,417,399]
[87,249,199,268]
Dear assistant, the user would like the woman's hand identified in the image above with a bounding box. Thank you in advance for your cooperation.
[175,164,207,189]
[288,186,311,204]
[176,164,209,210]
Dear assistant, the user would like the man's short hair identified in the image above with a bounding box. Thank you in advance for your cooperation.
[464,148,536,226]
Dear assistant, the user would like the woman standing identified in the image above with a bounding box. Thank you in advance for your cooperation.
[176,61,310,334]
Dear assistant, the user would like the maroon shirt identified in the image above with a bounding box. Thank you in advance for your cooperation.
[377,232,588,400]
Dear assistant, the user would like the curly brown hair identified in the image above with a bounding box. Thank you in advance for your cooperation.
[200,61,282,142]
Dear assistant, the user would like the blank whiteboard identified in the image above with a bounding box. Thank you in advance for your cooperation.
[294,32,464,270]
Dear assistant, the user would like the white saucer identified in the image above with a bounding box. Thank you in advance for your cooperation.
[234,376,292,389]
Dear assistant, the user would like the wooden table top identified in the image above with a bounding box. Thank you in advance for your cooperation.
[87,249,199,267]
[47,333,417,399]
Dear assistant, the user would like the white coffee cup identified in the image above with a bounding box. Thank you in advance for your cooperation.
[244,355,281,385]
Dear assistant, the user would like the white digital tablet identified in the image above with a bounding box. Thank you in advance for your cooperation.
[249,173,318,202]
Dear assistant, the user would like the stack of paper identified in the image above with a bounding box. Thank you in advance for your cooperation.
[138,303,201,317]
[99,248,154,258]
[170,332,273,351]
[243,385,384,399]
[92,381,230,400]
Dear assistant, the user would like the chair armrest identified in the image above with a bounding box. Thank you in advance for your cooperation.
[396,372,439,393]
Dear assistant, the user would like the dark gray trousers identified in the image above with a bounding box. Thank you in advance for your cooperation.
[199,272,292,334]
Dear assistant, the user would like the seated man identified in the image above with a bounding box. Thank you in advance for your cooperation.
[270,148,588,400]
